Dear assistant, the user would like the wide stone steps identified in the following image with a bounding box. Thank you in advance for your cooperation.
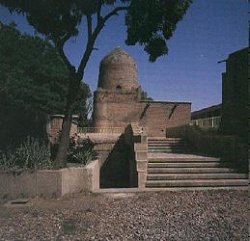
[148,143,184,147]
[148,146,186,153]
[148,167,234,174]
[148,138,187,154]
[149,142,184,145]
[148,137,182,141]
[147,173,248,180]
[148,158,219,163]
[146,138,248,189]
[148,150,185,154]
[148,141,184,144]
[148,154,220,162]
[148,162,221,168]
[145,179,248,188]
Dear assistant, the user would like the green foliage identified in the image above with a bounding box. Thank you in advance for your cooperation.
[0,22,91,152]
[0,0,192,165]
[72,82,92,127]
[126,0,192,61]
[141,91,153,101]
[67,138,96,165]
[0,137,52,170]
[0,0,192,62]
[0,22,91,115]
[0,22,69,113]
[0,105,48,151]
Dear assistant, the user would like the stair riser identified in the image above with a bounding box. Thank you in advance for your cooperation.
[148,145,184,148]
[146,179,248,187]
[148,143,184,146]
[147,174,248,180]
[148,163,220,168]
[148,149,184,152]
[146,182,248,188]
[148,158,221,162]
[146,138,247,189]
[148,147,185,150]
[148,140,184,143]
[149,145,184,148]
[149,141,183,143]
[148,150,185,153]
[149,138,183,140]
[148,168,234,174]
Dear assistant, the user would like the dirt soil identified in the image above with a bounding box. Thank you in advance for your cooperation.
[0,190,248,241]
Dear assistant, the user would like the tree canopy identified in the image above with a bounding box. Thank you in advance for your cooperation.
[0,22,91,115]
[141,91,153,101]
[0,0,192,66]
[0,0,192,166]
[0,22,92,149]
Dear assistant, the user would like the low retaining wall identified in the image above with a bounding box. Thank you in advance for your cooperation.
[0,159,100,200]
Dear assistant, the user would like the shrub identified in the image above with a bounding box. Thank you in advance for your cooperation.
[0,149,15,170]
[67,137,96,165]
[0,137,52,170]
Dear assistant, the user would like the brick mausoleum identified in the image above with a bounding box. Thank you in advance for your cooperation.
[92,48,191,137]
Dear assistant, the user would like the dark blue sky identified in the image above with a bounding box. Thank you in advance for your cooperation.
[0,0,248,110]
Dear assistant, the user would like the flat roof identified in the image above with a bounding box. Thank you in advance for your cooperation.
[191,103,221,119]
[140,100,191,104]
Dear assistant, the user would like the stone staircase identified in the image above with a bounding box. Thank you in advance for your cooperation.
[146,138,248,189]
[148,138,187,153]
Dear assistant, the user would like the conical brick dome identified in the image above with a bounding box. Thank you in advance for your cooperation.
[97,48,139,91]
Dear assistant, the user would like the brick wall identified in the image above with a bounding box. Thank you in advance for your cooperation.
[47,115,78,144]
[92,48,191,137]
[138,101,191,137]
[92,90,191,137]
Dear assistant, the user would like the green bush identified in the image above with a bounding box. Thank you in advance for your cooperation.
[67,138,96,165]
[0,149,15,169]
[0,137,52,170]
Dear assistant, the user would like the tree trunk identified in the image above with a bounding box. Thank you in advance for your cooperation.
[54,72,80,168]
[54,112,72,168]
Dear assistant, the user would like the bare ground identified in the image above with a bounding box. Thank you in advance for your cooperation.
[0,190,248,241]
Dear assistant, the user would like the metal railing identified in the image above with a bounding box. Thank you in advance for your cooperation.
[77,126,124,134]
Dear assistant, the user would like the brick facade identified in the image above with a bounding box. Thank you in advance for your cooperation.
[47,115,78,144]
[92,48,191,137]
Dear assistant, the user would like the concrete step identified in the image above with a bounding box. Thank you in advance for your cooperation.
[148,154,220,162]
[148,143,184,146]
[148,138,182,141]
[148,167,235,174]
[148,162,221,168]
[96,186,248,192]
[148,150,185,153]
[148,157,220,163]
[148,145,185,149]
[148,139,183,142]
[148,138,187,154]
[149,143,184,146]
[145,179,248,188]
[147,173,248,180]
[148,141,184,145]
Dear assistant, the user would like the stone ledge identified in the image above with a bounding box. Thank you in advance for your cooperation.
[136,160,148,171]
[135,151,147,160]
[0,160,100,200]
